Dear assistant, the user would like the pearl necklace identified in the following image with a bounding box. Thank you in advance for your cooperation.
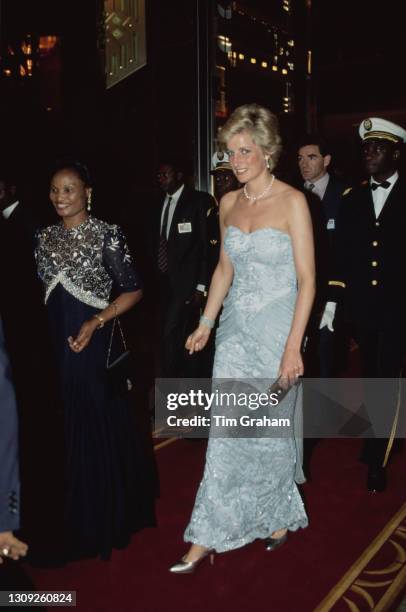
[243,174,275,202]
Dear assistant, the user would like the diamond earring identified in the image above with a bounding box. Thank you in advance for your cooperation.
[87,193,92,212]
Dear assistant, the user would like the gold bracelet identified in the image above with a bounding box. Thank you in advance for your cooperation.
[93,313,105,329]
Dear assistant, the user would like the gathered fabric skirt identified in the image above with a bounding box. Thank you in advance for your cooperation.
[47,284,156,561]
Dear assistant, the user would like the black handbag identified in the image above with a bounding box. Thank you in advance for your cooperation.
[106,315,133,394]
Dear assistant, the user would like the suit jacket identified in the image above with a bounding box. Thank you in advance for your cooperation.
[322,174,345,232]
[206,204,220,281]
[2,201,37,246]
[0,206,63,551]
[154,186,214,301]
[0,202,43,368]
[0,317,20,532]
[304,175,346,314]
[329,177,406,330]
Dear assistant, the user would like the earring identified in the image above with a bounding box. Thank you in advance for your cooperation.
[265,157,270,170]
[87,193,92,212]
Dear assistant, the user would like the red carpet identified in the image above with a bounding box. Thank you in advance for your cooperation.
[4,436,403,611]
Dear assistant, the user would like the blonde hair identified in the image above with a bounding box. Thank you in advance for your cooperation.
[218,104,282,171]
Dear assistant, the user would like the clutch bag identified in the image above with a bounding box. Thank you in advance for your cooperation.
[268,376,298,404]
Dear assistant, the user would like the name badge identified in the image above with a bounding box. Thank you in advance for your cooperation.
[178,222,192,233]
[327,218,335,230]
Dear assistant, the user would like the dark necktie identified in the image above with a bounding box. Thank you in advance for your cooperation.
[158,196,172,273]
[371,181,390,191]
[307,183,315,191]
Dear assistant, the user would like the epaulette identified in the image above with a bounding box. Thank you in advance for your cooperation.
[328,280,346,289]
[342,187,352,196]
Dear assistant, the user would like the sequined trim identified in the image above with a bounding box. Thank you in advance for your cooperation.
[44,273,109,309]
[36,216,139,308]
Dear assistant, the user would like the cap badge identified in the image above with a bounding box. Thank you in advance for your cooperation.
[363,118,372,131]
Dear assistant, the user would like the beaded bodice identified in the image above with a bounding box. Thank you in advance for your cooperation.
[35,216,139,308]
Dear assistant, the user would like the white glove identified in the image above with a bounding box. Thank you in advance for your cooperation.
[319,302,336,332]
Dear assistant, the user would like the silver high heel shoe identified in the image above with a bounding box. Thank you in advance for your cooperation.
[169,549,215,574]
[265,532,288,552]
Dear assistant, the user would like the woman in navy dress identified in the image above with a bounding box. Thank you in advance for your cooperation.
[35,160,156,561]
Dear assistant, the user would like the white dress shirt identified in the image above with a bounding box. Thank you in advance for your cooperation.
[304,173,330,201]
[370,171,398,218]
[160,185,184,238]
[2,200,19,220]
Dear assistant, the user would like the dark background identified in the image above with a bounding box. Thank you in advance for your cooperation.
[0,0,405,224]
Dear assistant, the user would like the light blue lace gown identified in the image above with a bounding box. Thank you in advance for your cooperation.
[184,226,308,552]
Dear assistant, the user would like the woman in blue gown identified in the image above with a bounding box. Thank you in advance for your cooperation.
[170,105,315,573]
[35,160,156,561]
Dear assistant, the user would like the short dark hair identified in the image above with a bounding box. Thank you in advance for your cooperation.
[0,165,18,188]
[157,158,191,177]
[50,158,92,186]
[296,135,332,157]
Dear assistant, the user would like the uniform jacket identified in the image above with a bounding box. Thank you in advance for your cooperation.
[329,177,406,329]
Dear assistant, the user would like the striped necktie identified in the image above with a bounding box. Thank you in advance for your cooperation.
[158,196,172,273]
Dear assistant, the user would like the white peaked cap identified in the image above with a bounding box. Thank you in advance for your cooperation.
[359,117,406,143]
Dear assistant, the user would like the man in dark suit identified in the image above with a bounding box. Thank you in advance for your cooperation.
[0,169,50,421]
[297,136,347,377]
[154,161,214,378]
[0,169,41,373]
[0,170,36,243]
[0,316,28,564]
[0,169,62,559]
[325,117,406,491]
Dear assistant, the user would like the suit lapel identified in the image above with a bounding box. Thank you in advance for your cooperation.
[322,177,334,218]
[362,184,376,224]
[156,195,166,241]
[376,177,402,222]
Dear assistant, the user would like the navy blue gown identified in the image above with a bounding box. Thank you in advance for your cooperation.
[36,216,156,560]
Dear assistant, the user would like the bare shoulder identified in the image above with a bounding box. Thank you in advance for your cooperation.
[274,179,307,213]
[273,179,305,203]
[219,188,241,218]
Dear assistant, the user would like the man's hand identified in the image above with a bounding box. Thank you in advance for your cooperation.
[0,531,28,563]
[319,302,337,332]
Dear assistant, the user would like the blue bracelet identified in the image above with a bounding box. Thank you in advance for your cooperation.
[200,315,215,329]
